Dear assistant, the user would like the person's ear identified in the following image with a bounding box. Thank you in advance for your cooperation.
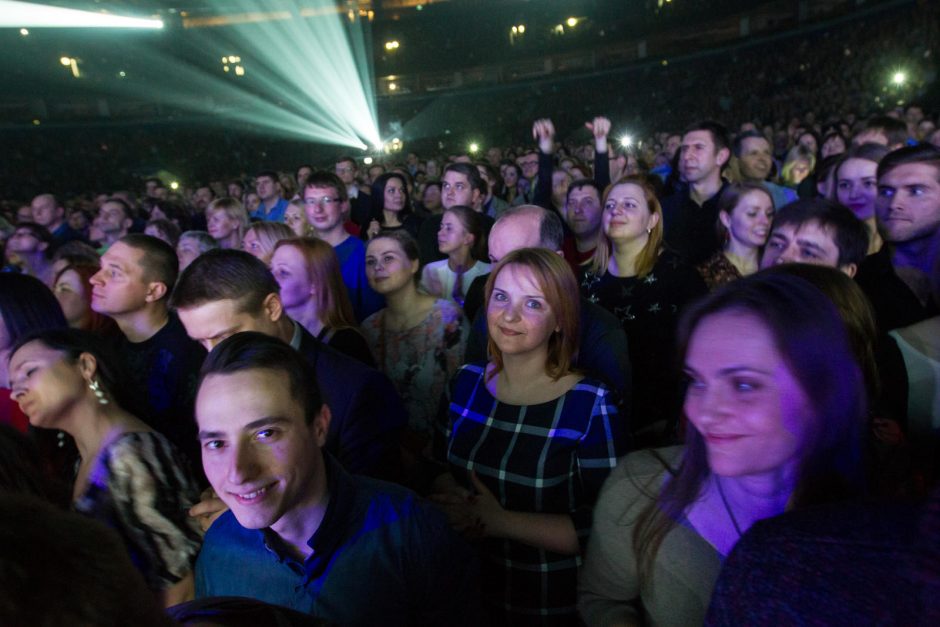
[840,263,858,278]
[262,293,284,322]
[716,147,731,168]
[144,281,168,303]
[648,211,661,231]
[719,210,732,230]
[311,403,331,447]
[77,352,99,384]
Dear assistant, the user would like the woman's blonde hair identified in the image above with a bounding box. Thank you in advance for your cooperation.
[590,175,664,278]
[273,237,357,330]
[484,248,580,381]
[206,197,250,242]
[245,221,294,264]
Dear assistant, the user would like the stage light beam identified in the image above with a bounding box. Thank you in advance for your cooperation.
[0,1,163,28]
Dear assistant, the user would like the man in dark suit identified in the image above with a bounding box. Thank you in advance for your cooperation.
[170,248,406,488]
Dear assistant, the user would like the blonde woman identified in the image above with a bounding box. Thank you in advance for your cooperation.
[205,197,249,250]
[242,221,294,266]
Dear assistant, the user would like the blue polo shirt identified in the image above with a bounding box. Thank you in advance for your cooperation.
[334,235,384,321]
[250,197,290,223]
[195,456,479,627]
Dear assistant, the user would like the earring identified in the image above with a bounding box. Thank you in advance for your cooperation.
[88,379,109,405]
[646,227,652,234]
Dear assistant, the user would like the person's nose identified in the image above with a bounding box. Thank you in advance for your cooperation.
[227,442,260,485]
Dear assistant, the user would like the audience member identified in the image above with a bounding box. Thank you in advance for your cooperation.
[366,172,422,240]
[582,175,707,444]
[419,205,490,307]
[697,182,774,289]
[362,231,467,465]
[3,222,54,284]
[170,249,405,482]
[283,199,311,237]
[661,121,731,265]
[89,234,207,469]
[730,130,797,209]
[834,142,889,255]
[30,192,83,247]
[760,198,869,277]
[92,197,134,252]
[51,260,120,337]
[144,218,181,248]
[250,171,289,222]
[177,230,218,272]
[8,329,202,604]
[206,197,249,250]
[192,332,478,626]
[579,272,867,626]
[270,237,375,366]
[335,156,371,227]
[241,220,294,266]
[432,248,627,624]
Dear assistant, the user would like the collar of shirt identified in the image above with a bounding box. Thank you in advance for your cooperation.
[347,185,359,200]
[259,454,360,582]
[289,319,303,350]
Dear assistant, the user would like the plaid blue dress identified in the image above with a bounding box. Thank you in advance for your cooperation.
[438,363,627,626]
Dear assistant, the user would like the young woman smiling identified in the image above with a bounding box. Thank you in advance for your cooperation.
[432,248,627,624]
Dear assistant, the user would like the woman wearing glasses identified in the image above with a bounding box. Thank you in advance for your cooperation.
[581,176,706,446]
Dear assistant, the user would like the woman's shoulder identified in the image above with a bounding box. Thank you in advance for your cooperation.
[598,446,684,513]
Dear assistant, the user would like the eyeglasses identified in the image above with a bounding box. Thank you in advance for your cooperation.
[335,166,354,174]
[303,196,340,207]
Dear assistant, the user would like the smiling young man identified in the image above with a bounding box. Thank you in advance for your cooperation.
[193,332,478,626]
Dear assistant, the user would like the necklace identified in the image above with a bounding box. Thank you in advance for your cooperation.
[715,476,743,538]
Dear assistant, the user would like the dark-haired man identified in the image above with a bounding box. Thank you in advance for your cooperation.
[193,332,477,625]
[251,171,289,222]
[92,198,134,253]
[89,234,207,468]
[335,156,370,227]
[661,121,731,265]
[3,222,54,284]
[417,162,488,265]
[874,144,940,317]
[170,249,404,482]
[759,199,869,277]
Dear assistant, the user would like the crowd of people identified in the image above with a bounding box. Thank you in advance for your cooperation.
[2,75,940,625]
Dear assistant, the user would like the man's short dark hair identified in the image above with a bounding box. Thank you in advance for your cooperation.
[565,178,600,204]
[336,155,358,169]
[771,198,869,268]
[304,171,347,202]
[732,130,770,158]
[169,248,279,314]
[865,115,909,147]
[254,170,279,182]
[12,221,53,246]
[199,331,323,424]
[877,144,940,182]
[683,120,731,154]
[102,196,134,220]
[444,162,486,195]
[118,234,178,300]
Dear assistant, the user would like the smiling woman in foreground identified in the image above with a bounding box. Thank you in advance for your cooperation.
[578,271,868,626]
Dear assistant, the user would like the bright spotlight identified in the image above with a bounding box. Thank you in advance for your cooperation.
[363,156,374,165]
[169,181,180,191]
[0,1,164,28]
[19,27,28,35]
[59,56,71,66]
[518,24,526,34]
[385,40,400,51]
[892,71,907,86]
[388,82,397,91]
[469,142,479,154]
[620,135,633,148]
[566,17,578,27]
